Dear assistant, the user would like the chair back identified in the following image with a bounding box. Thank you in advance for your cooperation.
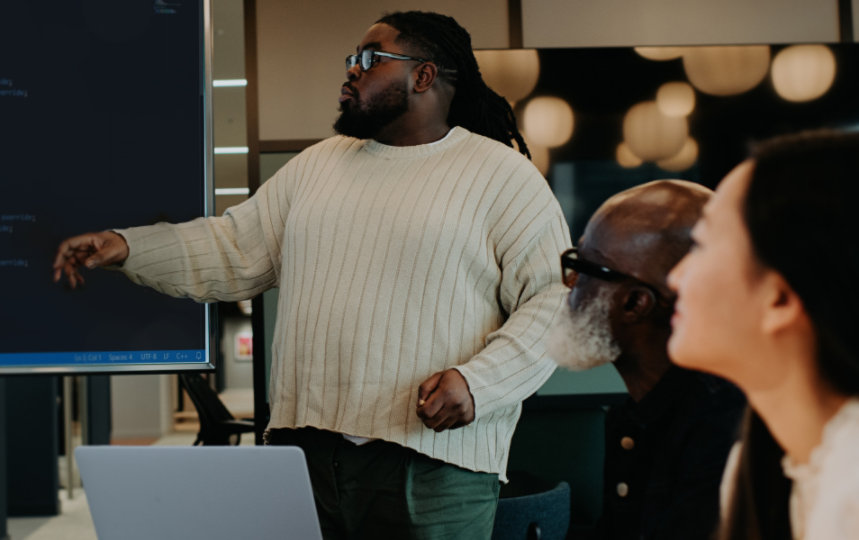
[179,373,253,445]
[491,481,571,540]
[181,373,235,422]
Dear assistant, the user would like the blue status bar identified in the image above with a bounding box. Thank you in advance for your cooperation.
[0,350,208,366]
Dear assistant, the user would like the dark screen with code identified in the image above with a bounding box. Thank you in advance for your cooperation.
[0,0,212,373]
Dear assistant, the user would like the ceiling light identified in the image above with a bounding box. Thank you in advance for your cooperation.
[622,101,688,161]
[474,49,540,105]
[656,138,699,172]
[682,46,770,96]
[522,96,575,148]
[771,45,836,102]
[656,81,696,117]
[616,142,643,168]
[634,47,686,61]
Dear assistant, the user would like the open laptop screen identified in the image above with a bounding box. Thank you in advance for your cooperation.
[76,445,322,540]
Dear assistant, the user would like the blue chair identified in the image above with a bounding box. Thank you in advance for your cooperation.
[492,481,571,540]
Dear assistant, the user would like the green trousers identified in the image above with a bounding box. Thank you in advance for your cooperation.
[266,427,500,539]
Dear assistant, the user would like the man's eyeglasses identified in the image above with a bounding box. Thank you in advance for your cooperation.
[560,247,670,304]
[346,49,427,72]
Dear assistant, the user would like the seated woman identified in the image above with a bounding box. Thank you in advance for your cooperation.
[666,130,859,540]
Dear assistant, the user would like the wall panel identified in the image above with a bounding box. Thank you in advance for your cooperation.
[853,0,859,40]
[522,0,840,48]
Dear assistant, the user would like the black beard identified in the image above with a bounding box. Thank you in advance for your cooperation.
[333,81,409,140]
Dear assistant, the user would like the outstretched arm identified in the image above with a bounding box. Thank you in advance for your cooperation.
[49,156,295,302]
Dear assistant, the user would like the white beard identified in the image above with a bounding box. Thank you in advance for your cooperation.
[547,287,621,371]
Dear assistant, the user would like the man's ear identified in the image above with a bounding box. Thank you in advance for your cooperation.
[620,286,656,323]
[413,62,439,94]
[760,272,806,336]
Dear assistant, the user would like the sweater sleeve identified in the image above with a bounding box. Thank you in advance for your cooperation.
[454,178,572,419]
[114,166,290,303]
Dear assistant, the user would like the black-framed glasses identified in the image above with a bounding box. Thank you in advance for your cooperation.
[345,49,428,72]
[560,247,670,304]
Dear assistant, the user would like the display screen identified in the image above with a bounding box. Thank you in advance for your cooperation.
[0,0,214,374]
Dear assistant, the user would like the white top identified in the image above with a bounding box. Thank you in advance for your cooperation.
[781,398,859,540]
[116,127,571,479]
[721,398,859,539]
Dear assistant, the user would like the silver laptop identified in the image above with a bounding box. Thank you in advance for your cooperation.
[76,445,322,540]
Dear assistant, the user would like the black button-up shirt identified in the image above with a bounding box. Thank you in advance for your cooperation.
[597,366,745,540]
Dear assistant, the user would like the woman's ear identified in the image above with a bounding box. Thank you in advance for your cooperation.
[413,62,439,94]
[621,286,656,323]
[760,271,806,336]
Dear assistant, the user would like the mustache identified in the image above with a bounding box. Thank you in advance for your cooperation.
[342,82,358,97]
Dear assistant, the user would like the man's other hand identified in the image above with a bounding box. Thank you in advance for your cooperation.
[52,231,129,288]
[416,369,475,432]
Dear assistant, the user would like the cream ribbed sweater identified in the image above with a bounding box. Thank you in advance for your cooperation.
[118,127,571,478]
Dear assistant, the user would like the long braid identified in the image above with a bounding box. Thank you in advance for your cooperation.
[377,11,531,159]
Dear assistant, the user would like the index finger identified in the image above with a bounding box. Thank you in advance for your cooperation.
[53,236,80,269]
[52,234,96,269]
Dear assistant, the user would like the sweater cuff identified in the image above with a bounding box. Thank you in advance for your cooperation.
[453,358,556,420]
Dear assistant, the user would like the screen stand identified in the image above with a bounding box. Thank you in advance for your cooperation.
[0,377,8,540]
[6,376,59,516]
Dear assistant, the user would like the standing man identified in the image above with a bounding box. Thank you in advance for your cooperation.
[548,180,744,540]
[54,11,571,539]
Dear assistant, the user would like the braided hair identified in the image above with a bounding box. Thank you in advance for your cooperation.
[376,11,531,159]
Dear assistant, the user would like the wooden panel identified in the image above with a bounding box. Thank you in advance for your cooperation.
[852,0,859,41]
[522,0,840,48]
[256,0,510,141]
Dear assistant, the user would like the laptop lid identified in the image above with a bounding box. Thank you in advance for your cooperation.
[75,445,322,540]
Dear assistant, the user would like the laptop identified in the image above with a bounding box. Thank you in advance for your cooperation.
[76,445,322,540]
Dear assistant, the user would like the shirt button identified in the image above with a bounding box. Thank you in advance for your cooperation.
[333,461,340,468]
[620,436,635,450]
[617,482,629,498]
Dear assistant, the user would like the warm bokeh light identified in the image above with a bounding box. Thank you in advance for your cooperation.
[656,81,696,117]
[622,101,688,161]
[771,44,836,103]
[634,47,686,61]
[682,45,770,96]
[522,96,575,148]
[529,144,551,176]
[474,49,540,105]
[616,142,643,168]
[656,138,699,172]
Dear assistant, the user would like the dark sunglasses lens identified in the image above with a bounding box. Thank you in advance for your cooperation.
[346,55,357,70]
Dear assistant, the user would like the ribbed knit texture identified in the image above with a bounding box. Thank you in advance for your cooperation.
[117,127,572,479]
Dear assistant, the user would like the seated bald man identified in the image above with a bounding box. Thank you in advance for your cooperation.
[548,180,745,540]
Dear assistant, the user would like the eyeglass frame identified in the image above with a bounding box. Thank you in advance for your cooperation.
[560,247,672,305]
[346,49,428,72]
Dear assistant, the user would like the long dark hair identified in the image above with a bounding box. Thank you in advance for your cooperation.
[376,11,531,159]
[719,130,859,540]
